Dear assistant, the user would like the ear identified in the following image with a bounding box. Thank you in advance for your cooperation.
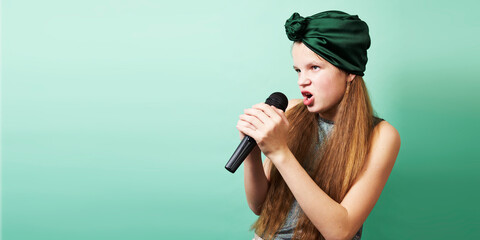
[347,73,356,83]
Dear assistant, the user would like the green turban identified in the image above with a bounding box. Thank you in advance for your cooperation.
[285,11,371,76]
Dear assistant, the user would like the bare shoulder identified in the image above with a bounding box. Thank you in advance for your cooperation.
[368,120,401,172]
[372,120,401,154]
[286,99,303,112]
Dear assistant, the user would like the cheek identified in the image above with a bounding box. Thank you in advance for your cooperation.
[317,79,345,103]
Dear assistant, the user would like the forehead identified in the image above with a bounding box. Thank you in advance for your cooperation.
[291,42,326,66]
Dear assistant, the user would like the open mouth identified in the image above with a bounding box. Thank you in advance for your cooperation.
[302,92,313,99]
[302,91,314,106]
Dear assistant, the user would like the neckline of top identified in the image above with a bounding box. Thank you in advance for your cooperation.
[318,115,334,125]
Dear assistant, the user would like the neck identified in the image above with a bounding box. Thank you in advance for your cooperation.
[318,108,338,123]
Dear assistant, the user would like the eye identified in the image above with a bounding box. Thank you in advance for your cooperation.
[312,65,320,70]
[294,68,301,73]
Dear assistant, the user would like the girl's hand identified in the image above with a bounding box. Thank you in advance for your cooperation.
[236,103,290,160]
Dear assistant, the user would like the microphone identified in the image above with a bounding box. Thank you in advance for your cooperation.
[225,92,288,173]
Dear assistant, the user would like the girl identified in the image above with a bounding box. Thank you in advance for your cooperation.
[236,11,401,240]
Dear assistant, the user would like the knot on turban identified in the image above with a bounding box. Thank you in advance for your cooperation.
[285,13,308,41]
[284,10,371,76]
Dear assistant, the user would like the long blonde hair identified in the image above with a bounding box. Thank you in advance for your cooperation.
[251,75,380,240]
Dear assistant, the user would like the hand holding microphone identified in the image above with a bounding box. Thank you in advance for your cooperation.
[225,92,289,173]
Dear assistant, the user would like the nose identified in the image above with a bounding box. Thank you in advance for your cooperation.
[297,72,311,86]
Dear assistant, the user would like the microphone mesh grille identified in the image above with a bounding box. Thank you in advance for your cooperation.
[265,92,288,111]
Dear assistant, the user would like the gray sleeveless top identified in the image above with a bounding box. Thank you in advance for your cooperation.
[271,116,384,240]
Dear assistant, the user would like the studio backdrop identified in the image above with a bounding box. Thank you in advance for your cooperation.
[1,0,479,239]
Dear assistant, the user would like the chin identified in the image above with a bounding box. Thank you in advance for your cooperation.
[305,104,322,113]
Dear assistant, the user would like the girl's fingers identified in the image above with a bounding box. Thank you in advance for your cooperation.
[237,115,257,130]
[244,108,270,126]
[252,103,282,124]
[239,113,263,129]
[273,107,289,123]
[240,102,288,139]
[236,122,259,140]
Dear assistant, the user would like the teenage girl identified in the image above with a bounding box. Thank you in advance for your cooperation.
[236,11,401,240]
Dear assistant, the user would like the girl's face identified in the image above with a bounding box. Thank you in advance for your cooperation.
[291,42,355,122]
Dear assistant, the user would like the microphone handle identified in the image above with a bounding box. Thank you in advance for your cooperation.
[225,135,257,173]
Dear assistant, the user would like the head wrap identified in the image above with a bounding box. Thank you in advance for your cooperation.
[285,11,371,76]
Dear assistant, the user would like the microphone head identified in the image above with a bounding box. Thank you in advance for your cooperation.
[265,92,288,112]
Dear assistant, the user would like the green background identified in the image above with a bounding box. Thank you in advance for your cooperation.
[1,0,479,239]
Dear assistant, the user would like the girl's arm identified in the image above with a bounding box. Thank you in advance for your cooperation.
[238,104,400,240]
[243,145,270,215]
[241,100,299,215]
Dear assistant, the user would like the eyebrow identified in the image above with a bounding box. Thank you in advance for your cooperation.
[293,61,323,69]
